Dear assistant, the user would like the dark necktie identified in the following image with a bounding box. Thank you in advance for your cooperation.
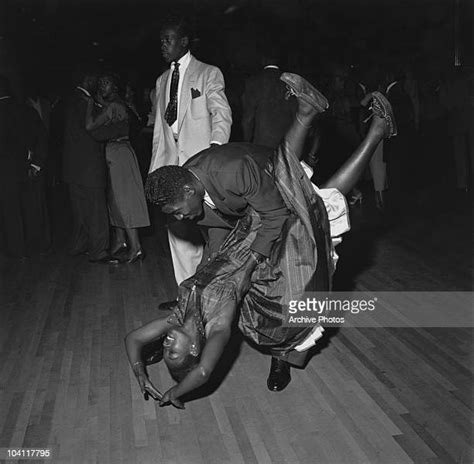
[164,61,180,126]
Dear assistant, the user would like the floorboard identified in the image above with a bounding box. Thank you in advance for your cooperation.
[0,191,472,464]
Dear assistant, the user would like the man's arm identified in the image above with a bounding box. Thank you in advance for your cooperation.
[150,75,165,172]
[205,67,232,145]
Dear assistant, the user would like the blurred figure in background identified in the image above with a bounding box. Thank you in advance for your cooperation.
[359,66,387,210]
[62,68,111,263]
[85,72,150,264]
[383,66,416,216]
[319,65,362,204]
[440,67,473,197]
[0,75,49,258]
[241,45,296,149]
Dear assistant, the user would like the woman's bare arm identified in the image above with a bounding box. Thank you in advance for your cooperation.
[125,316,171,400]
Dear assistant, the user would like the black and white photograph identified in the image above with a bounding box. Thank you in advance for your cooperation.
[0,0,472,463]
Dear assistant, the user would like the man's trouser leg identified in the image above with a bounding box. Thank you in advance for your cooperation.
[85,185,110,260]
[69,183,109,259]
[69,183,88,253]
[273,350,308,368]
[0,178,26,257]
[21,175,51,252]
[168,219,204,285]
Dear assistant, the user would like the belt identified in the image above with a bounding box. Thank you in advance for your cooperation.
[109,136,130,143]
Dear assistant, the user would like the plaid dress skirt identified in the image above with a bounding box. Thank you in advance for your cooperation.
[173,140,344,359]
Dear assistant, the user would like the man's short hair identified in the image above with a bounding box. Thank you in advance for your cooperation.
[145,166,195,207]
[161,15,192,40]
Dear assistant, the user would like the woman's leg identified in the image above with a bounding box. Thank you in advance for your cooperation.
[111,226,127,255]
[125,227,141,255]
[322,116,386,195]
[282,97,322,162]
[279,73,328,162]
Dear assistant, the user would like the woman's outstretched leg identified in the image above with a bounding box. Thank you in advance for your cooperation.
[323,92,397,196]
[279,73,329,162]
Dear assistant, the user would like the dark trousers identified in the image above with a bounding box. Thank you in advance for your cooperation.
[385,128,416,214]
[0,177,26,257]
[0,175,51,257]
[21,175,51,252]
[68,183,109,259]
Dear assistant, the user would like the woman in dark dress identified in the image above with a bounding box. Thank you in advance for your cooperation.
[85,73,150,263]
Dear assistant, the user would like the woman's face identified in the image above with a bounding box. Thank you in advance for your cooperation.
[162,327,193,365]
[98,77,115,99]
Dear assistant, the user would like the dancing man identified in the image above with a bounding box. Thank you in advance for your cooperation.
[126,73,397,407]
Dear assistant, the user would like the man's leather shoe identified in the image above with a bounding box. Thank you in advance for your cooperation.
[69,248,89,256]
[158,299,178,311]
[280,72,329,113]
[89,254,120,264]
[267,357,291,392]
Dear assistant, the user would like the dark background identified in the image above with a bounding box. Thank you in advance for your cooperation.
[0,0,473,96]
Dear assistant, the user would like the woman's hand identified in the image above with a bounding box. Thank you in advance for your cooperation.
[134,363,162,401]
[159,386,185,409]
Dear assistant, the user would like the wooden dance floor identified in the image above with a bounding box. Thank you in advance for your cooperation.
[0,192,472,464]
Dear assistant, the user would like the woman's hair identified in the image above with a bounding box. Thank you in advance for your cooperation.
[145,166,195,206]
[99,71,124,97]
[165,353,200,382]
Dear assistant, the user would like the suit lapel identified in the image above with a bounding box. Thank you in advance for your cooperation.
[178,56,197,133]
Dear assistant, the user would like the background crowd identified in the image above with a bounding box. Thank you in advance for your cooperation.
[0,16,473,261]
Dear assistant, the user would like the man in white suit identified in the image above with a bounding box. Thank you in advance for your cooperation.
[149,17,232,307]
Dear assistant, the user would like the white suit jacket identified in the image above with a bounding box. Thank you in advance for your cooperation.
[149,55,232,172]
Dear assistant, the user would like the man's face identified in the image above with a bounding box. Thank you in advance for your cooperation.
[160,26,188,63]
[162,188,203,221]
[84,75,98,93]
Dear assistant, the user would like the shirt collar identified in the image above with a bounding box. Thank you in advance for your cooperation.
[172,50,191,70]
[76,86,92,97]
[188,168,215,208]
[264,65,279,70]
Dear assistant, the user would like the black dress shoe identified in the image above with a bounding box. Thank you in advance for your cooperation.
[267,357,291,392]
[88,254,120,264]
[110,242,128,257]
[127,249,145,264]
[69,248,88,256]
[158,299,178,311]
